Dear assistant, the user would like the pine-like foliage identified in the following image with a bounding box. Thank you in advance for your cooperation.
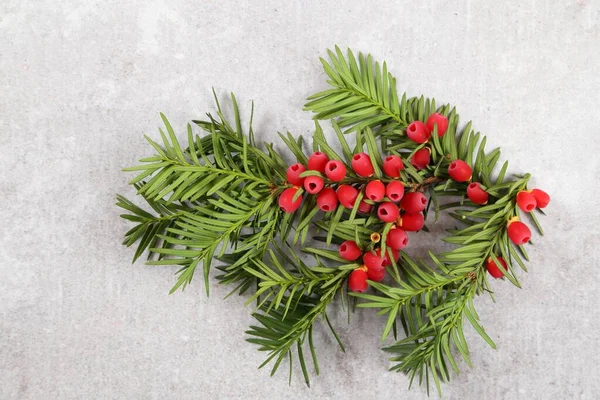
[304,46,408,135]
[119,93,298,295]
[241,246,351,386]
[117,48,548,395]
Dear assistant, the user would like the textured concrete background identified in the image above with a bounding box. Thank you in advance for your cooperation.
[1,1,599,399]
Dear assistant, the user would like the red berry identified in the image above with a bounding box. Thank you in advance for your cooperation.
[358,200,373,214]
[410,148,431,170]
[278,187,302,213]
[286,163,306,186]
[337,185,359,209]
[406,121,430,143]
[383,155,405,178]
[507,219,531,245]
[385,181,405,203]
[448,160,472,182]
[307,152,329,173]
[467,182,489,205]
[324,160,347,182]
[381,247,399,266]
[303,175,324,194]
[386,228,408,250]
[348,269,368,293]
[486,256,508,279]
[390,248,399,264]
[365,180,386,202]
[363,251,386,270]
[367,267,386,282]
[316,188,338,212]
[398,212,425,231]
[400,192,427,214]
[377,202,400,223]
[516,191,537,213]
[425,113,449,137]
[351,152,374,177]
[339,240,362,261]
[531,189,550,208]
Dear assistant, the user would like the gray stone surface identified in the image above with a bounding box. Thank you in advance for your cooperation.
[1,1,599,399]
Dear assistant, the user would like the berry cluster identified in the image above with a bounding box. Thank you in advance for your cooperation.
[341,230,407,292]
[278,148,427,292]
[505,188,550,247]
[279,114,452,221]
[406,113,449,143]
[485,188,550,278]
[404,113,448,170]
[407,113,553,280]
[278,150,428,229]
[278,111,552,287]
[406,114,475,187]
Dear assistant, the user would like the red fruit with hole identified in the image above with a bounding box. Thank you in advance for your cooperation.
[377,248,389,265]
[467,182,489,205]
[365,180,385,202]
[307,152,329,173]
[351,152,374,177]
[316,187,338,212]
[367,267,386,282]
[303,175,324,194]
[336,185,359,209]
[324,160,346,182]
[383,155,405,178]
[406,121,430,143]
[278,187,302,213]
[516,191,537,213]
[425,113,449,137]
[531,189,550,208]
[507,220,531,245]
[386,228,408,250]
[486,256,508,279]
[358,200,373,214]
[377,202,400,223]
[410,148,431,170]
[348,269,368,293]
[363,251,386,270]
[286,163,306,186]
[398,212,424,231]
[448,160,472,182]
[400,192,427,213]
[385,181,405,203]
[339,240,362,261]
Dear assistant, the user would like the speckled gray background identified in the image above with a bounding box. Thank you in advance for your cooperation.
[1,1,599,399]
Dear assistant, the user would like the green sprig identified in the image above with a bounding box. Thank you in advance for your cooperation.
[117,48,549,395]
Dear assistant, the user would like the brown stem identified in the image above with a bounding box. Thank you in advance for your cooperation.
[409,176,446,192]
